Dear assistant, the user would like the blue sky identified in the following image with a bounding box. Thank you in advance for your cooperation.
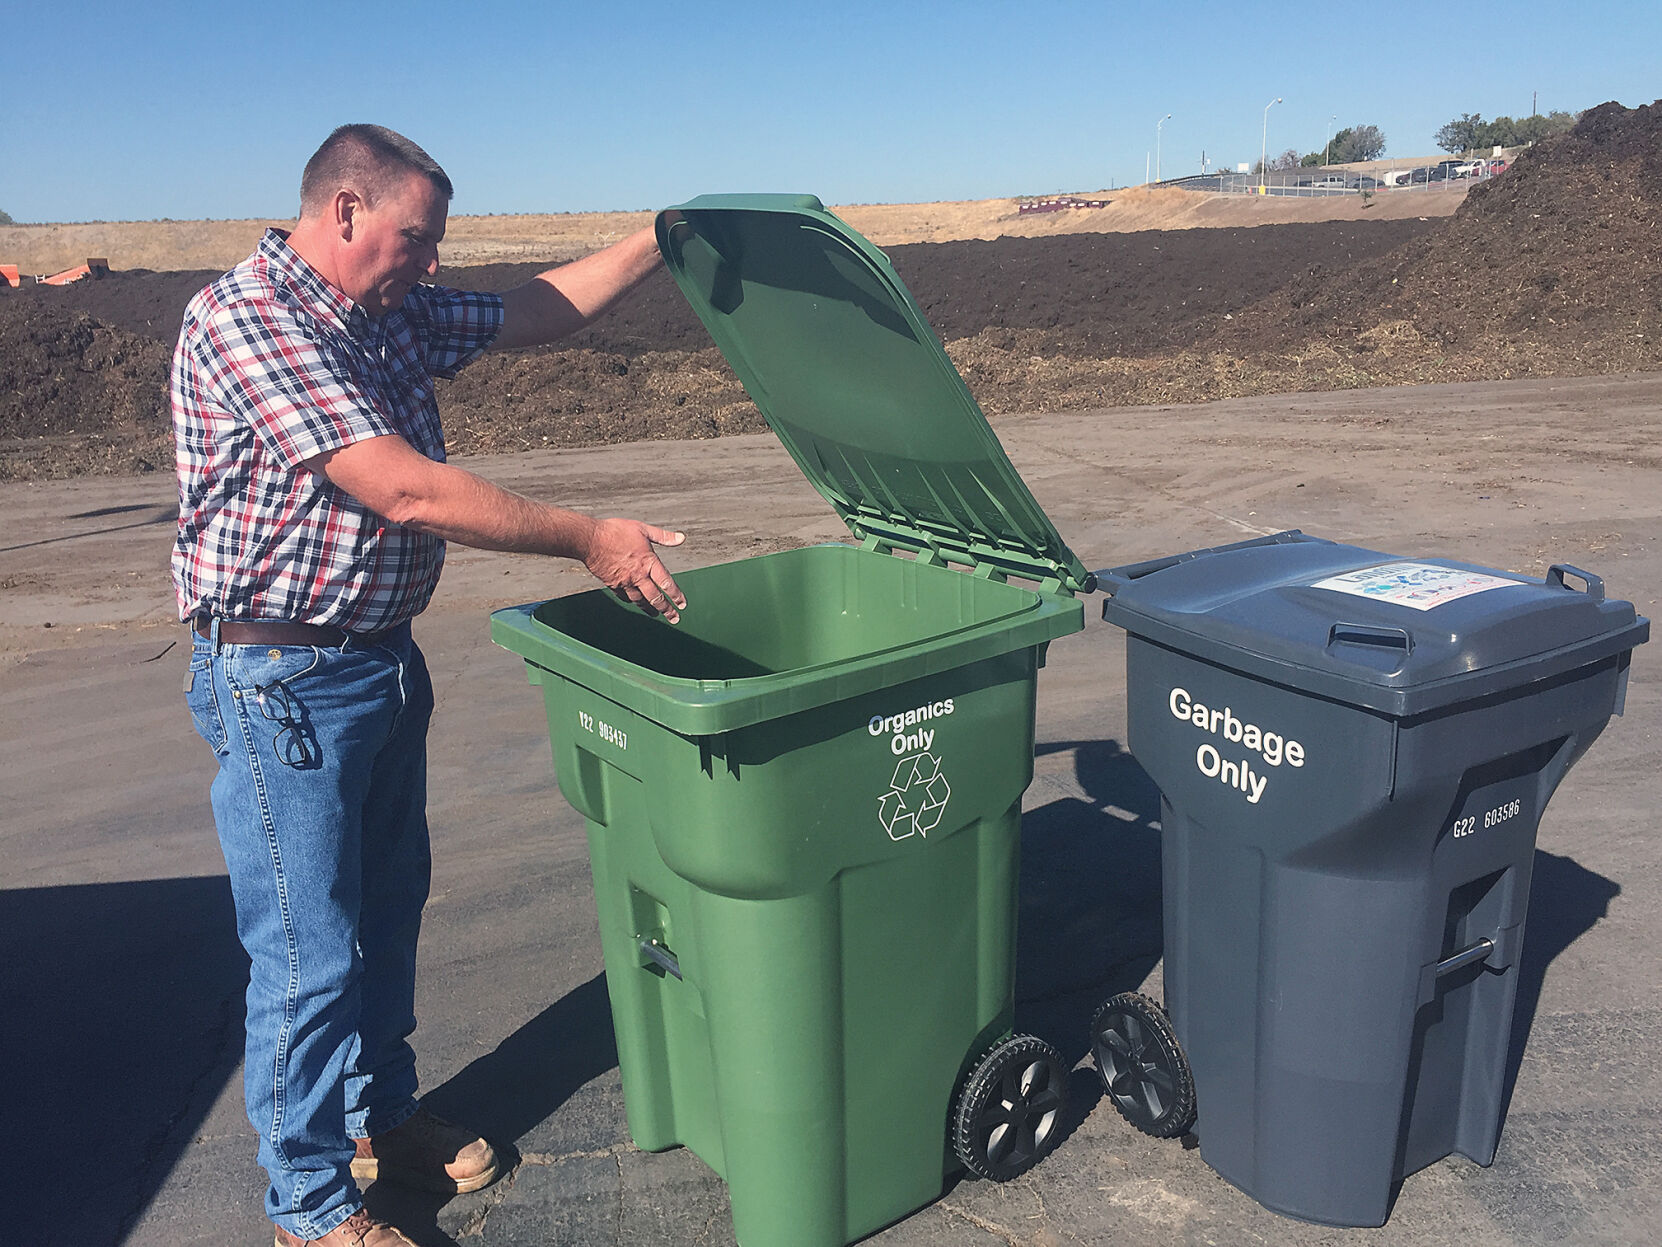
[2,0,1658,222]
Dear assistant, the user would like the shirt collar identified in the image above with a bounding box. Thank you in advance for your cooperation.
[257,228,377,338]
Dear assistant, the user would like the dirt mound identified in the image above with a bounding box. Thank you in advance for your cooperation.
[0,189,1465,275]
[0,220,1437,478]
[890,224,1430,355]
[20,221,1433,356]
[5,268,226,341]
[5,97,1662,484]
[439,346,763,456]
[0,300,171,477]
[1257,100,1662,375]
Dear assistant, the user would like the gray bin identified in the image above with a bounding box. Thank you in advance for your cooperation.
[1096,530,1648,1227]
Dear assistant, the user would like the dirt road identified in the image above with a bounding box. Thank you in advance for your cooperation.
[4,374,1658,1246]
[5,372,1656,658]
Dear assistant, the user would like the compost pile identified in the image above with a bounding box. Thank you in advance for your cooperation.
[0,303,172,476]
[3,100,1659,482]
[1255,99,1662,373]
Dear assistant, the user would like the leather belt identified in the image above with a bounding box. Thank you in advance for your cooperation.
[192,617,390,648]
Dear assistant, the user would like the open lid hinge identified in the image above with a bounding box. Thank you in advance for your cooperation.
[852,524,1086,595]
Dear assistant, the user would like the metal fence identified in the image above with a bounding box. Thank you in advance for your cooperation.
[1158,163,1509,197]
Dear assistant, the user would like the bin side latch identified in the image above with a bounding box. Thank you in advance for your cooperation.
[1435,938,1494,977]
[638,937,682,980]
[1417,937,1497,1004]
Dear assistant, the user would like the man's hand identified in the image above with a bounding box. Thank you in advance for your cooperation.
[581,518,686,624]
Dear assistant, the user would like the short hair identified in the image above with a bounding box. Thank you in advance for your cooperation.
[299,124,454,217]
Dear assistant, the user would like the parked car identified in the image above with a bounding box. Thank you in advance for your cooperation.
[1296,174,1347,188]
[1453,159,1485,177]
[1348,175,1382,190]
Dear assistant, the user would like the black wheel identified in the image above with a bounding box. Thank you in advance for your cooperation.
[951,1034,1068,1181]
[1090,992,1196,1139]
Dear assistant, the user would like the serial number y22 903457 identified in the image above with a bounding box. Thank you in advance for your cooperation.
[578,709,627,751]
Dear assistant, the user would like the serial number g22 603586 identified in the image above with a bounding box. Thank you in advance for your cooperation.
[1452,797,1523,839]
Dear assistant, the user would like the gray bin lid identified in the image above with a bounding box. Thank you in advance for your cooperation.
[1098,531,1649,716]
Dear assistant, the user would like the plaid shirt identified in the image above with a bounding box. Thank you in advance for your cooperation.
[171,229,503,632]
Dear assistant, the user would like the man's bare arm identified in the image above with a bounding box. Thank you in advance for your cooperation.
[307,434,685,621]
[493,226,662,351]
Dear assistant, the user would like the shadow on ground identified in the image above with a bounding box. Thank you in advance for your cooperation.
[1013,738,1165,1147]
[9,763,1610,1246]
[0,876,247,1247]
[366,974,620,1246]
[1502,849,1622,1116]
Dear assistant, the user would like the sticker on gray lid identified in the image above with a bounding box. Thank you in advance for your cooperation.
[1311,562,1522,611]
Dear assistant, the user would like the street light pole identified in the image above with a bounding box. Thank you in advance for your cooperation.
[1260,96,1282,191]
[1324,114,1336,167]
[1156,113,1172,183]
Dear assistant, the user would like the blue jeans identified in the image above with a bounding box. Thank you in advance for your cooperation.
[186,620,432,1238]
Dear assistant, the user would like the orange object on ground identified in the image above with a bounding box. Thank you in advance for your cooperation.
[37,259,107,286]
[40,263,92,286]
[0,264,19,288]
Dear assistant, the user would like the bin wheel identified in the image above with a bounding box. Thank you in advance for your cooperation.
[950,1034,1068,1181]
[1090,992,1196,1139]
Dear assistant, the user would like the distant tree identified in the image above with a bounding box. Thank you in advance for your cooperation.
[1436,112,1487,153]
[1439,109,1579,152]
[1321,127,1358,164]
[0,208,13,225]
[1252,148,1302,175]
[1511,109,1578,144]
[1337,124,1387,161]
[1301,124,1387,166]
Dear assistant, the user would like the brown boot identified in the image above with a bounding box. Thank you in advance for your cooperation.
[351,1107,500,1194]
[272,1207,416,1246]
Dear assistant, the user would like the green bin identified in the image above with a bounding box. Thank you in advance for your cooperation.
[492,195,1092,1247]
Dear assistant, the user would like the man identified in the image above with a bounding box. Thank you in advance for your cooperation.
[173,124,685,1247]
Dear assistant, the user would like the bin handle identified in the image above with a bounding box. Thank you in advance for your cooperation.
[1435,938,1494,977]
[1327,622,1412,654]
[1546,564,1605,600]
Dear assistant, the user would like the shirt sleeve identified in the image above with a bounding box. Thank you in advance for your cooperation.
[190,299,399,468]
[403,284,505,379]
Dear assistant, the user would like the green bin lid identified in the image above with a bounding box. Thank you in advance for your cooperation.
[656,194,1093,594]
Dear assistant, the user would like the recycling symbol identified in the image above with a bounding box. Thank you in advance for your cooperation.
[879,752,951,842]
